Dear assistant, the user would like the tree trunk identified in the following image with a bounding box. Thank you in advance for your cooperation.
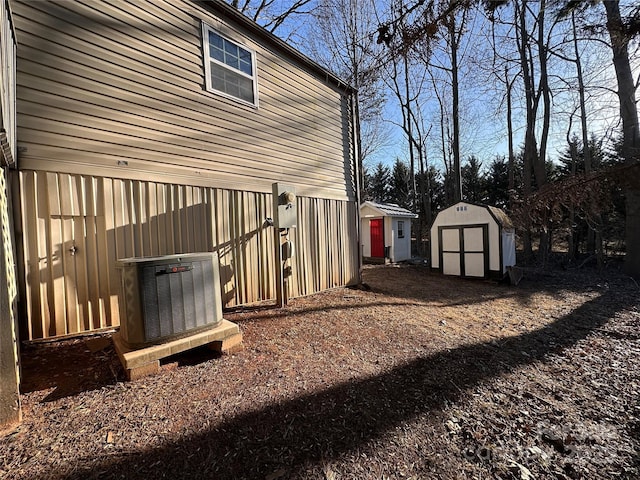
[535,0,550,192]
[403,50,417,212]
[506,68,515,200]
[570,12,600,259]
[419,150,431,258]
[603,0,640,277]
[449,15,462,203]
[516,0,534,260]
[433,77,453,205]
[535,0,550,264]
[624,188,640,275]
[568,138,578,260]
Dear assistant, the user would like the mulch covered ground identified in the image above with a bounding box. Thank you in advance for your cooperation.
[1,264,639,479]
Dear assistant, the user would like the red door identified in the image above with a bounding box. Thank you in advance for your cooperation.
[370,219,384,257]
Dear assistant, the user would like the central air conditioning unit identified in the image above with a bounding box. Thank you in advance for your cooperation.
[116,252,223,349]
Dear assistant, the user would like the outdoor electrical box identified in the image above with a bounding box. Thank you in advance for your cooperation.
[272,182,297,307]
[272,183,297,229]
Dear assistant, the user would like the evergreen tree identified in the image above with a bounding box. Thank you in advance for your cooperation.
[546,159,562,184]
[485,155,510,209]
[389,158,412,209]
[558,134,607,178]
[369,162,391,203]
[461,155,486,204]
[361,165,374,201]
[416,165,445,220]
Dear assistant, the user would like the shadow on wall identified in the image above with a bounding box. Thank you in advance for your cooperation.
[16,0,358,340]
[21,196,274,340]
[35,282,638,479]
[20,169,358,341]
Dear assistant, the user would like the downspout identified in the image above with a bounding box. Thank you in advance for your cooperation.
[351,88,363,284]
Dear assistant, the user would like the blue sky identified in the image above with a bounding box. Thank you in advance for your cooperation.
[252,0,638,173]
[362,1,633,173]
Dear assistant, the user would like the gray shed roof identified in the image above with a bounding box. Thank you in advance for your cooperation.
[361,201,418,218]
[433,202,514,230]
[486,205,514,230]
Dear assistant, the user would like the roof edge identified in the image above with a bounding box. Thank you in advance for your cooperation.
[199,0,354,93]
[436,201,514,229]
[360,201,418,218]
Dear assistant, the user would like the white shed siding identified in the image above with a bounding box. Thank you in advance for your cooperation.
[360,203,414,262]
[361,219,373,258]
[430,203,501,273]
[391,218,411,262]
[502,230,517,270]
[384,216,393,258]
[360,204,380,219]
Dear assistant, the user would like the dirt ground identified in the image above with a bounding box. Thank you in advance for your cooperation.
[1,263,639,480]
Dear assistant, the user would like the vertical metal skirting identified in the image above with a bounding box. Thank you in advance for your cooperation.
[290,197,359,299]
[16,170,359,340]
[0,166,21,425]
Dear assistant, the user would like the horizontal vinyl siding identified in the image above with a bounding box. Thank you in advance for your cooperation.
[13,0,355,201]
[17,170,359,340]
[0,0,16,166]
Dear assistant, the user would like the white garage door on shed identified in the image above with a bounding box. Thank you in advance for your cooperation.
[431,202,515,279]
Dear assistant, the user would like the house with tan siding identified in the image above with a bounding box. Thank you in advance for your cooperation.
[10,0,360,341]
[0,0,20,428]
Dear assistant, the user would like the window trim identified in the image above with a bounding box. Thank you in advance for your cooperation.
[397,220,405,239]
[202,22,259,108]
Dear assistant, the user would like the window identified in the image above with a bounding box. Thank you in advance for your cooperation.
[397,221,405,239]
[202,23,258,107]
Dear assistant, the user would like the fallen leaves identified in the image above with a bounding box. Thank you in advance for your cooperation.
[1,265,639,479]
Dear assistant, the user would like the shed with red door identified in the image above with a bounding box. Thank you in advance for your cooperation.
[360,202,417,263]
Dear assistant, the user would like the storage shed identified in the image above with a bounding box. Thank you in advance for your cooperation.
[360,202,418,263]
[430,202,516,279]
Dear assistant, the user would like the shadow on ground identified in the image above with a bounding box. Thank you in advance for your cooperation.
[20,265,606,403]
[19,336,123,402]
[44,280,636,479]
[361,265,605,308]
[19,337,229,401]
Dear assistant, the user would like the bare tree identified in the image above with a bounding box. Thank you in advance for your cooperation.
[568,11,603,264]
[420,8,469,205]
[485,11,520,203]
[557,0,640,275]
[381,3,433,254]
[602,0,640,277]
[229,0,315,36]
[506,0,559,262]
[308,0,390,188]
[447,12,464,203]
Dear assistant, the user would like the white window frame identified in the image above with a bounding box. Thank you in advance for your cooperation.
[397,220,405,239]
[202,22,259,108]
